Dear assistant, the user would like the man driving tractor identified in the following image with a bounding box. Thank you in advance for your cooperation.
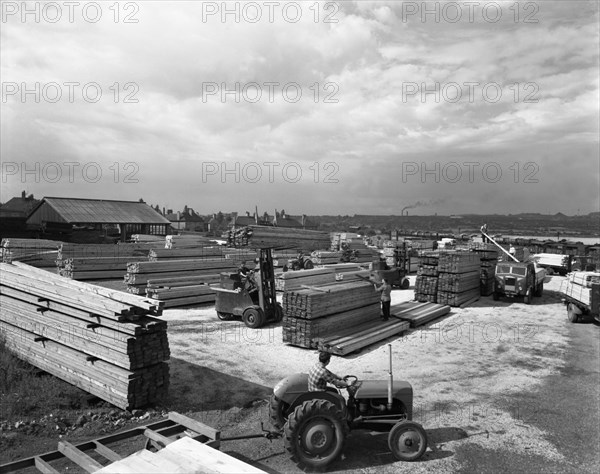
[308,351,349,391]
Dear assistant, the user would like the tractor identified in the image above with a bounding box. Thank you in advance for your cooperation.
[287,251,315,271]
[269,345,428,470]
[213,248,283,328]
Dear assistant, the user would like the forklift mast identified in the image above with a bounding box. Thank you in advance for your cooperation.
[258,248,278,314]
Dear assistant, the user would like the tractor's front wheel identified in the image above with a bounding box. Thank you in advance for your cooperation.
[304,259,314,270]
[284,399,348,470]
[388,420,428,462]
[269,394,290,431]
[400,278,410,290]
[243,307,265,328]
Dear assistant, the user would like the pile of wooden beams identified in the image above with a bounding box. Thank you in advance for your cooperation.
[227,225,331,251]
[125,258,238,307]
[282,281,380,349]
[436,252,481,307]
[415,252,439,303]
[130,234,166,244]
[165,234,217,249]
[55,243,154,280]
[469,243,499,296]
[390,301,452,327]
[275,264,368,291]
[1,238,62,268]
[559,271,600,306]
[311,250,343,265]
[0,262,169,410]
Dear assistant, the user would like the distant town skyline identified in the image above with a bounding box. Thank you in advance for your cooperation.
[2,1,599,215]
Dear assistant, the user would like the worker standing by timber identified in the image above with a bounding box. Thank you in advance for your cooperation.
[374,278,392,321]
[481,223,489,243]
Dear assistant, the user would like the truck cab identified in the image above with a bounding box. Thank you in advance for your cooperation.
[493,261,545,304]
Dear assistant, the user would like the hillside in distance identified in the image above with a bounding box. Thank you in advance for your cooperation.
[309,212,599,238]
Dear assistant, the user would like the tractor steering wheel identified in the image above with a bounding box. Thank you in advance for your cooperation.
[343,375,358,386]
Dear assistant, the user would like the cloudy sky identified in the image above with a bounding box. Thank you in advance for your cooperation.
[1,1,598,216]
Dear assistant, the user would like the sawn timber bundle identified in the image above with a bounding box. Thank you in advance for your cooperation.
[0,262,169,410]
[227,225,331,251]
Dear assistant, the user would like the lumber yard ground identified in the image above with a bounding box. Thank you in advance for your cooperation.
[1,274,599,473]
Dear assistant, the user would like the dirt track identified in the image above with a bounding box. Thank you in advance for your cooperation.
[161,274,600,473]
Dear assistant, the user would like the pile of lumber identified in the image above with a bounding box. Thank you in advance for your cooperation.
[311,250,343,265]
[469,244,499,296]
[0,262,169,410]
[165,234,217,249]
[282,281,380,349]
[275,264,368,291]
[436,252,481,307]
[532,253,571,270]
[559,271,600,307]
[414,252,439,303]
[146,282,216,308]
[318,319,410,356]
[227,225,331,251]
[130,234,166,244]
[56,243,153,280]
[125,258,238,297]
[1,238,62,268]
[390,301,452,327]
[331,232,360,251]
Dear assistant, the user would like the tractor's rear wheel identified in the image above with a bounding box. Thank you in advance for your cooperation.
[284,399,348,470]
[269,394,290,431]
[388,420,428,462]
[243,307,265,328]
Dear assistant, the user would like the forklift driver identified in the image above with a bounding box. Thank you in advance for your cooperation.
[308,351,349,392]
[245,269,259,304]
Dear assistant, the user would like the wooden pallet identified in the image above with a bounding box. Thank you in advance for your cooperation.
[0,412,245,474]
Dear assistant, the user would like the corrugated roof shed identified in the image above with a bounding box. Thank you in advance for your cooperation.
[27,197,171,225]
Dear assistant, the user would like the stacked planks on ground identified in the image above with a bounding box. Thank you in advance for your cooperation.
[414,251,439,303]
[0,262,169,410]
[227,225,331,251]
[390,301,452,327]
[282,281,380,350]
[1,238,62,268]
[57,243,155,280]
[469,243,499,296]
[275,264,368,291]
[436,251,481,307]
[165,234,218,249]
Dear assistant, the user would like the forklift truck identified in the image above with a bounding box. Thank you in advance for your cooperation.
[371,242,410,289]
[213,248,283,328]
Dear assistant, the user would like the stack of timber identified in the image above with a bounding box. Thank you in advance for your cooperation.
[331,232,360,251]
[130,234,166,245]
[275,264,367,291]
[469,243,499,296]
[146,282,216,308]
[165,234,217,249]
[0,262,169,410]
[390,301,452,327]
[414,251,439,303]
[311,250,343,265]
[56,243,153,280]
[436,251,481,307]
[317,318,410,356]
[408,240,436,250]
[282,281,381,350]
[532,253,571,271]
[227,225,331,251]
[559,271,600,306]
[1,238,62,268]
[125,258,237,295]
[149,247,225,260]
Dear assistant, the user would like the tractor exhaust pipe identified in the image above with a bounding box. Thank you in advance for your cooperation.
[387,344,393,411]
